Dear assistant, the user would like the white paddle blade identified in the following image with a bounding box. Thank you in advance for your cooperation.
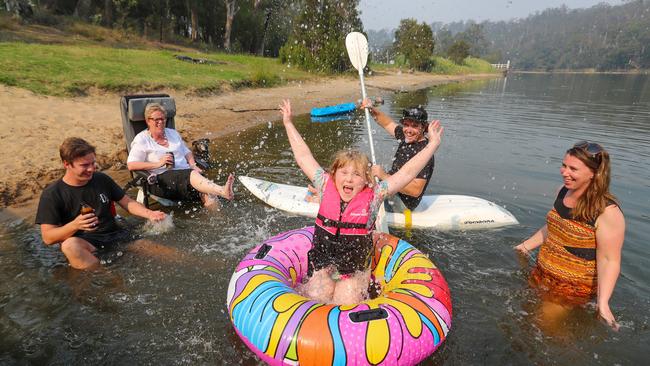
[345,32,369,71]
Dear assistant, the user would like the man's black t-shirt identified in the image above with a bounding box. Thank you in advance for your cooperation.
[388,125,435,210]
[36,172,125,236]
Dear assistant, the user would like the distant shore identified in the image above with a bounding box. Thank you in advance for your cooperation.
[511,69,649,74]
[0,71,500,224]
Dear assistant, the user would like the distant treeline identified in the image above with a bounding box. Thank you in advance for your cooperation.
[371,0,650,71]
[1,0,298,56]
[2,0,366,73]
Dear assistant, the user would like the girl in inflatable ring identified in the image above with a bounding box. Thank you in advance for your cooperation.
[279,100,443,304]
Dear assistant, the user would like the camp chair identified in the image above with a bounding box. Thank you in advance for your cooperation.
[120,93,209,208]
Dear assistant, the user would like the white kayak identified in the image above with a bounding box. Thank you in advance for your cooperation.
[239,176,519,231]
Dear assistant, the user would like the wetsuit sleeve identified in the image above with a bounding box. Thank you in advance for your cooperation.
[366,180,390,227]
[312,168,326,191]
[374,180,389,202]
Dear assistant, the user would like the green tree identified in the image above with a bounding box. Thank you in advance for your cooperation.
[456,22,488,57]
[433,28,454,55]
[279,0,363,73]
[393,18,435,71]
[447,40,470,64]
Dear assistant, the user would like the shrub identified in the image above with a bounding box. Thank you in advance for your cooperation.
[447,40,470,65]
[250,67,280,87]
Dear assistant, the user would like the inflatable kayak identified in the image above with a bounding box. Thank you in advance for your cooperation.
[238,176,519,230]
[311,113,355,123]
[310,102,356,117]
[227,226,452,365]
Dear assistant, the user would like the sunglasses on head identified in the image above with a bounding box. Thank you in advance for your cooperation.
[572,140,604,163]
[401,107,428,123]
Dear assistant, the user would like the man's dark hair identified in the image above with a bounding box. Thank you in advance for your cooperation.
[59,137,95,164]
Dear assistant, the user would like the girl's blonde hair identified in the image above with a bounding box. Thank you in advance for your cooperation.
[566,143,618,223]
[329,149,373,184]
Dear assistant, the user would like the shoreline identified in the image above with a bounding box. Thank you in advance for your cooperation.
[511,70,649,75]
[0,71,500,225]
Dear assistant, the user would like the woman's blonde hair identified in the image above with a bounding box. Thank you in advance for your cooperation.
[329,149,373,185]
[144,103,167,121]
[566,143,618,223]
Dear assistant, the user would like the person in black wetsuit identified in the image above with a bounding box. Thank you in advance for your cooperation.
[36,137,167,270]
[361,98,436,212]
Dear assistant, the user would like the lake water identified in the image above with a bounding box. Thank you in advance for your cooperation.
[1,73,648,365]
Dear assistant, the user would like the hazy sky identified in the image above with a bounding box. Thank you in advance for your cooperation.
[359,0,622,30]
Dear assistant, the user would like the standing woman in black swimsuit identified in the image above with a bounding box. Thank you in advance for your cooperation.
[515,141,625,330]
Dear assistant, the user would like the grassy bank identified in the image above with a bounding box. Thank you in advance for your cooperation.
[372,56,499,75]
[0,42,313,96]
[430,57,499,75]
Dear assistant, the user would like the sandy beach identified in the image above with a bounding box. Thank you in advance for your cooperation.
[0,71,499,222]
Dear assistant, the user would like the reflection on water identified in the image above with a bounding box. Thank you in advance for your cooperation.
[1,74,648,365]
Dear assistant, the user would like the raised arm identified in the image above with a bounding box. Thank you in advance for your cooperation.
[595,205,625,330]
[361,98,398,137]
[279,100,321,182]
[384,120,443,195]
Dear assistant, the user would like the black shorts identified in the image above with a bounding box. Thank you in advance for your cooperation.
[308,229,373,276]
[76,229,136,251]
[149,169,200,201]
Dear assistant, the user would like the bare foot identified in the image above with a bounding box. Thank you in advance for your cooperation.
[222,173,235,200]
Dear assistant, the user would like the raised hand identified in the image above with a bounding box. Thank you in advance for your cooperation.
[279,99,292,125]
[427,120,443,150]
[360,98,374,110]
[371,164,387,180]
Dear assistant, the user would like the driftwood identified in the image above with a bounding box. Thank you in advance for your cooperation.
[174,55,224,65]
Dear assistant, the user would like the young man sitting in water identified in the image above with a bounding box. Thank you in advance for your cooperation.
[35,137,167,270]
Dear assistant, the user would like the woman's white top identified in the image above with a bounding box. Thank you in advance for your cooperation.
[127,128,192,175]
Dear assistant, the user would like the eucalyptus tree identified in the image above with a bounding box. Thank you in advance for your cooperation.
[279,0,363,73]
[393,18,435,71]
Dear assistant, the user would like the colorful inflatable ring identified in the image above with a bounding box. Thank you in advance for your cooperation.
[226,226,452,366]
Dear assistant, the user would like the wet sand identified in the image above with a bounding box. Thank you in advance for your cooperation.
[0,71,499,223]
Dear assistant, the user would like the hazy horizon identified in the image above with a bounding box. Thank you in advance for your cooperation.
[359,0,622,31]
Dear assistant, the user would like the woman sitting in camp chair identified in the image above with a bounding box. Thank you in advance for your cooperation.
[127,103,234,207]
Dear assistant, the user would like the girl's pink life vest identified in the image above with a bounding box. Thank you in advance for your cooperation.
[315,175,374,237]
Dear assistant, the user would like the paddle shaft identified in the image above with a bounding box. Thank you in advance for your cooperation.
[346,31,387,232]
[357,68,388,232]
[358,68,377,165]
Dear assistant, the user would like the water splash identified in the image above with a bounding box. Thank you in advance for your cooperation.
[142,213,175,235]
